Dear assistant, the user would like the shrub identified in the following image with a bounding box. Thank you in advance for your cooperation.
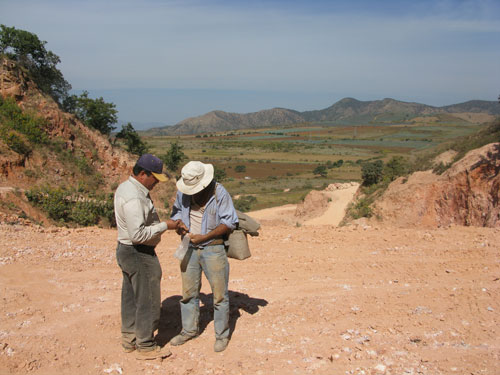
[350,197,374,219]
[0,96,49,154]
[24,169,37,178]
[3,131,31,156]
[313,165,327,177]
[432,162,450,175]
[214,166,227,182]
[384,156,409,182]
[25,186,70,222]
[25,186,115,226]
[233,195,257,212]
[361,160,384,186]
[70,201,99,226]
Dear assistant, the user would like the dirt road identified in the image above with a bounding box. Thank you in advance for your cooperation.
[0,218,498,375]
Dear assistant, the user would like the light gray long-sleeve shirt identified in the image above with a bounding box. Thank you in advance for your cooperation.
[114,176,168,246]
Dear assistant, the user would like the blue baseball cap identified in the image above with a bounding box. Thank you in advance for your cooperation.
[136,154,168,182]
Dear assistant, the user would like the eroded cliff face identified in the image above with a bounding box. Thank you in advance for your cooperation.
[375,143,500,228]
[0,58,134,188]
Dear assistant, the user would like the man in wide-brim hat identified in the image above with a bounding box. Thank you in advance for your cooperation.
[170,161,238,352]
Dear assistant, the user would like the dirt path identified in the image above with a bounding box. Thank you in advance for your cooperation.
[303,184,359,226]
[0,221,499,375]
[250,183,359,227]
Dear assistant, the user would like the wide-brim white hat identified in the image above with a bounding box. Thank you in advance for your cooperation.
[176,161,214,195]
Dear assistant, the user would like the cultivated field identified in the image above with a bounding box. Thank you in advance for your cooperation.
[143,119,483,211]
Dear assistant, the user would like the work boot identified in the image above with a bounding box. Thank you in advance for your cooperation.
[122,345,136,353]
[170,332,198,346]
[135,345,172,360]
[214,338,229,352]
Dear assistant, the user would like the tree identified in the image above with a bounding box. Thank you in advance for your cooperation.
[361,160,384,186]
[0,25,71,103]
[160,141,186,172]
[313,165,328,177]
[63,91,117,136]
[384,156,408,182]
[115,123,149,155]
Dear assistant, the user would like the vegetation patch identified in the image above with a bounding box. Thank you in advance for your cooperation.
[0,96,49,156]
[25,186,115,227]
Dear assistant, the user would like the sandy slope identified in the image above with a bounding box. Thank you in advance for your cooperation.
[0,217,499,375]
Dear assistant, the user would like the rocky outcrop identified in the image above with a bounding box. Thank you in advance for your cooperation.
[0,59,29,99]
[295,190,330,220]
[375,143,500,228]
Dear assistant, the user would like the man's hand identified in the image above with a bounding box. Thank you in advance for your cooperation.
[189,224,230,245]
[176,221,188,236]
[189,234,206,245]
[166,219,188,235]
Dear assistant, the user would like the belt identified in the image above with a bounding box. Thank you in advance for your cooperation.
[134,244,156,255]
[118,242,157,256]
[207,238,225,246]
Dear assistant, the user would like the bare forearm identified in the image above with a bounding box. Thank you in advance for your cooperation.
[190,224,230,245]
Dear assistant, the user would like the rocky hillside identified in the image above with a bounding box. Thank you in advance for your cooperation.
[148,97,500,136]
[0,59,133,188]
[0,59,175,223]
[373,142,500,228]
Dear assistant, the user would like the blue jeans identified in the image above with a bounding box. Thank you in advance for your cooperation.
[116,243,162,350]
[180,244,230,339]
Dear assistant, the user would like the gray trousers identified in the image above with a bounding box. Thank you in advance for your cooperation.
[116,242,162,350]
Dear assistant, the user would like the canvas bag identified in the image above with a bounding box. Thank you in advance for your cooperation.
[215,184,260,260]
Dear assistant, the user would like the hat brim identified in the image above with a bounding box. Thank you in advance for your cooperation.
[176,163,214,195]
[152,172,168,182]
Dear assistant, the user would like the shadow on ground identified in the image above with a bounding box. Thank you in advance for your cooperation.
[156,291,268,345]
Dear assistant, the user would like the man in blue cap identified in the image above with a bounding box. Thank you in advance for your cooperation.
[114,153,187,360]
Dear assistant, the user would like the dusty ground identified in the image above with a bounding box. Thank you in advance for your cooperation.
[0,204,499,375]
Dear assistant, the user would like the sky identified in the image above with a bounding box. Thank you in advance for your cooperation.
[1,0,500,129]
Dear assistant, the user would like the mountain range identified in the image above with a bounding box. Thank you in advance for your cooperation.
[143,98,500,136]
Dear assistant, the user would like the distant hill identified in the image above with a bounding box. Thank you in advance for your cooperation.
[164,108,304,136]
[301,98,440,124]
[144,98,500,136]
